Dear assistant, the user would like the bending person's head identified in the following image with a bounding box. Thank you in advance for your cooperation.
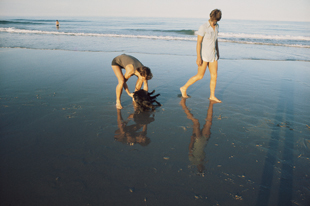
[210,9,222,22]
[137,66,153,80]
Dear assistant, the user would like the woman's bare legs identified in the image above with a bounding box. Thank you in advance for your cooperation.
[208,61,221,103]
[180,60,221,103]
[180,61,208,98]
[112,65,125,109]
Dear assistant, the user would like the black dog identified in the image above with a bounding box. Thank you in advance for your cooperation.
[133,90,161,111]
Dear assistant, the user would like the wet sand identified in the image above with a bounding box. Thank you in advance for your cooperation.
[1,48,310,206]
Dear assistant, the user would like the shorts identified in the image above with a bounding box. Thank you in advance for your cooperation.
[111,57,120,67]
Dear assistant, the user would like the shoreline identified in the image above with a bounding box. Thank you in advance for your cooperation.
[1,47,310,63]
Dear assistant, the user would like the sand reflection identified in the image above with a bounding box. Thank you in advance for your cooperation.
[180,98,216,175]
[114,108,156,146]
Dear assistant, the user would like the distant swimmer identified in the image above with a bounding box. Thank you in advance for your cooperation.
[56,20,59,27]
[111,54,153,109]
[180,9,222,103]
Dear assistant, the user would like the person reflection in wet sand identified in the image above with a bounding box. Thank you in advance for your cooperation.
[114,108,155,146]
[180,98,216,175]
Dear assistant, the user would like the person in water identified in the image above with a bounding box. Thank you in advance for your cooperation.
[111,54,153,109]
[56,20,59,27]
[180,9,222,103]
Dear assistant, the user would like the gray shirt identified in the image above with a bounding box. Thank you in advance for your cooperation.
[112,54,144,71]
[196,21,219,62]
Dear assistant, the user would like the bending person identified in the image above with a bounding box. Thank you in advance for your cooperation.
[111,54,153,109]
[180,9,222,103]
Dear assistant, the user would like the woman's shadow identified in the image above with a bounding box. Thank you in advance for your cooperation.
[180,98,217,175]
[114,107,156,146]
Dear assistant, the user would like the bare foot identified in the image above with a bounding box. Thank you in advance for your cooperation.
[209,96,222,103]
[180,87,189,98]
[116,102,123,109]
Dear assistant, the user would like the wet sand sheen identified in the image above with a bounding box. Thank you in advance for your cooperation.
[0,48,310,206]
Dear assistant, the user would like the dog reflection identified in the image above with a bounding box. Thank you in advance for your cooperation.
[114,109,155,146]
[180,98,216,175]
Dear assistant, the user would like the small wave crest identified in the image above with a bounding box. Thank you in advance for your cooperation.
[220,39,310,48]
[0,19,88,25]
[0,27,196,41]
[165,29,196,35]
[0,20,45,25]
[219,32,310,41]
[129,29,196,35]
[1,27,309,48]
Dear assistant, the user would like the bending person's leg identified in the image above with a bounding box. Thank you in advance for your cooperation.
[208,61,221,103]
[180,61,208,98]
[112,65,125,109]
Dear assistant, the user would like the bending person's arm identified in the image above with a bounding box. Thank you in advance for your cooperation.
[124,72,134,97]
[123,78,133,97]
[143,79,148,91]
[134,78,148,92]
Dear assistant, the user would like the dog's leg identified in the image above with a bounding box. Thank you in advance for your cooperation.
[150,94,160,100]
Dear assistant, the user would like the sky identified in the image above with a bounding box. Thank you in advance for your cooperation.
[0,0,309,22]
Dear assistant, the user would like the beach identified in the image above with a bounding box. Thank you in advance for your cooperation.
[1,47,310,205]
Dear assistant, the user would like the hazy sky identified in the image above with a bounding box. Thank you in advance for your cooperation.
[0,0,309,21]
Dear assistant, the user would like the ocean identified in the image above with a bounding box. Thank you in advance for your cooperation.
[0,16,309,62]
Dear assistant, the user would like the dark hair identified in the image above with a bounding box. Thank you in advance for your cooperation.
[137,66,153,80]
[210,9,222,21]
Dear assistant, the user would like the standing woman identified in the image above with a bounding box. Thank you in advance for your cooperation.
[111,54,153,109]
[180,9,222,103]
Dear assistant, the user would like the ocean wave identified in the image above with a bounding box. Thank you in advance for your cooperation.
[0,27,196,40]
[1,27,309,48]
[220,39,310,48]
[129,28,310,41]
[219,32,310,41]
[130,29,196,35]
[0,19,88,25]
[0,20,45,25]
[158,29,196,35]
[131,29,310,42]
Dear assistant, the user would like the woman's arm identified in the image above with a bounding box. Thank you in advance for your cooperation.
[196,35,203,66]
[216,39,220,59]
[134,78,148,92]
[143,79,148,91]
[123,79,133,97]
[124,68,134,97]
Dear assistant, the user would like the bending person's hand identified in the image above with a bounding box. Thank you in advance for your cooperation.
[128,92,134,98]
